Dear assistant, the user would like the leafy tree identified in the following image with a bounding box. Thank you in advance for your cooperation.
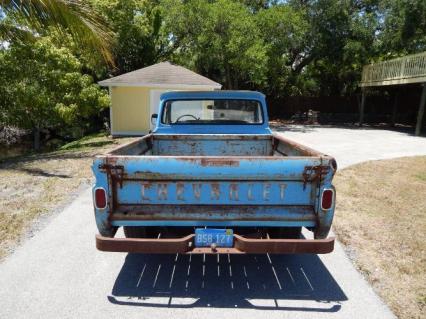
[0,36,109,149]
[161,0,381,96]
[256,4,311,96]
[291,0,380,95]
[378,0,426,56]
[91,0,171,74]
[241,0,273,12]
[162,0,268,89]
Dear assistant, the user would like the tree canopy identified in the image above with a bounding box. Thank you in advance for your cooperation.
[0,34,109,147]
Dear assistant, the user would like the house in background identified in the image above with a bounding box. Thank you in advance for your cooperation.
[99,61,222,136]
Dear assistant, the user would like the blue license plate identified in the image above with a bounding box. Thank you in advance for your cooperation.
[194,228,234,247]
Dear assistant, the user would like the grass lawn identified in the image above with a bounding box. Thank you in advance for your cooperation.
[333,156,426,319]
[0,133,135,259]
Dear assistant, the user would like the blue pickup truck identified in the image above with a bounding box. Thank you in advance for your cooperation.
[93,91,336,254]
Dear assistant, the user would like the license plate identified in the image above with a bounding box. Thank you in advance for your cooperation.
[195,228,233,247]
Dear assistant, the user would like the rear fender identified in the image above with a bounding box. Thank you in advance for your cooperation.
[314,157,337,239]
[92,157,117,237]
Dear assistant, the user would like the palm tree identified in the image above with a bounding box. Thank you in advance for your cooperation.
[0,0,114,65]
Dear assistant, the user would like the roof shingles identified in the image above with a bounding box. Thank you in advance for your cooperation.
[98,61,221,88]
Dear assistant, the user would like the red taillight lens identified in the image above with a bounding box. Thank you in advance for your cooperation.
[321,189,334,210]
[94,188,107,209]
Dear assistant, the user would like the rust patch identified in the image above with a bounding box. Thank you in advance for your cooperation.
[302,165,330,189]
[111,204,315,221]
[99,163,124,188]
[95,234,334,254]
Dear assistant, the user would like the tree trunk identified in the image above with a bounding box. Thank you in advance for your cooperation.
[33,127,41,151]
[391,90,399,127]
[225,62,232,89]
[415,84,426,136]
[359,89,366,126]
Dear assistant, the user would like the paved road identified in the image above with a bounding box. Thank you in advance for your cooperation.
[1,126,425,319]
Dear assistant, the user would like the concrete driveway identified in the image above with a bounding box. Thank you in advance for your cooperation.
[1,126,425,319]
[274,124,426,169]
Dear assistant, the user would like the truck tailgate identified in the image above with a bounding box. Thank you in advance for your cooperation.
[94,156,328,227]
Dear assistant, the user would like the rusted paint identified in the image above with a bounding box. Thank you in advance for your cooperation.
[110,205,316,222]
[153,134,271,140]
[96,234,194,254]
[108,134,153,155]
[111,177,118,210]
[272,133,324,157]
[95,233,334,254]
[123,174,305,182]
[105,155,328,161]
[232,235,334,254]
[302,165,330,189]
[102,133,335,161]
[150,135,272,156]
[99,163,125,188]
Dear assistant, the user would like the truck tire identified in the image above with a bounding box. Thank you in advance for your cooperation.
[123,226,147,238]
[268,227,302,239]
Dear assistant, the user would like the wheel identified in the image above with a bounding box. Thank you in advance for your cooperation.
[267,227,302,239]
[123,226,147,238]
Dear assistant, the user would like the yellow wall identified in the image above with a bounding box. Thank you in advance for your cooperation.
[110,86,216,136]
[111,86,150,135]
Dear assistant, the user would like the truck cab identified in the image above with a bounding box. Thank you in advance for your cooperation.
[152,91,271,135]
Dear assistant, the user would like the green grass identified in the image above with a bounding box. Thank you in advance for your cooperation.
[414,172,426,182]
[0,132,114,164]
[59,132,113,151]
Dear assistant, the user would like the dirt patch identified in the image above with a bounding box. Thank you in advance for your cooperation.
[0,134,135,259]
[333,156,426,319]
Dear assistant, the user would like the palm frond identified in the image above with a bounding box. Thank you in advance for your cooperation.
[0,19,35,43]
[0,0,115,66]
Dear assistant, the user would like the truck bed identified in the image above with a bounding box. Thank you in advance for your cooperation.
[93,134,335,239]
[108,133,322,157]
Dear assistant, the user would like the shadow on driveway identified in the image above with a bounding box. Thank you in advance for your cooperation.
[108,253,347,312]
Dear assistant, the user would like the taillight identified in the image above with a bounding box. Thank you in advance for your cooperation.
[94,188,107,209]
[321,189,334,210]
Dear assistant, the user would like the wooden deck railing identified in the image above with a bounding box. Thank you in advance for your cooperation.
[360,51,426,87]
